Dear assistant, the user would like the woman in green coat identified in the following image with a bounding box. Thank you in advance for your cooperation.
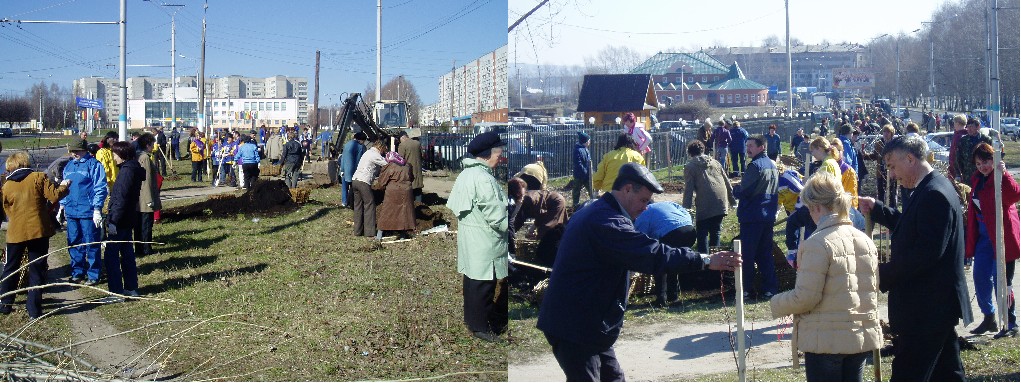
[446,132,508,343]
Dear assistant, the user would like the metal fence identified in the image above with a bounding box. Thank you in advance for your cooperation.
[419,118,819,181]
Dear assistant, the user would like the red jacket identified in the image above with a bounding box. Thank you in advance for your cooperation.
[965,170,1021,262]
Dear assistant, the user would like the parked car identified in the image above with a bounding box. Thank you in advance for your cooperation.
[1000,117,1019,141]
[926,130,1004,163]
[506,136,555,178]
[0,128,13,138]
[422,133,470,170]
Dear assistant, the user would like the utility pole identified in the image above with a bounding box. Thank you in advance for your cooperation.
[119,0,127,140]
[199,0,207,141]
[785,0,793,116]
[896,38,901,106]
[313,50,320,137]
[376,0,382,104]
[171,12,177,133]
[39,93,44,131]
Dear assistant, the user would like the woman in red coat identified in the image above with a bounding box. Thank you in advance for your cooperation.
[965,142,1020,338]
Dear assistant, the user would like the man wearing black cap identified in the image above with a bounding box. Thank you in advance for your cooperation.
[572,131,594,206]
[537,162,743,381]
[446,131,509,343]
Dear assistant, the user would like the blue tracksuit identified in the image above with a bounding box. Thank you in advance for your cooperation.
[60,154,108,282]
[734,152,779,295]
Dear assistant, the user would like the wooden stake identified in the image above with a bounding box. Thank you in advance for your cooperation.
[734,240,747,381]
[993,139,1009,330]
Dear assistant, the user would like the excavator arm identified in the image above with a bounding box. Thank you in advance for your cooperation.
[329,93,402,159]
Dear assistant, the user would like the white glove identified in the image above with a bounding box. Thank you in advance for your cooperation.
[59,179,71,187]
[107,223,118,236]
[56,206,65,224]
[92,210,103,228]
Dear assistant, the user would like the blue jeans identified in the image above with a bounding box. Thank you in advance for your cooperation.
[739,221,777,295]
[104,223,138,294]
[67,217,102,282]
[730,149,746,174]
[714,147,729,173]
[696,215,725,253]
[341,179,352,206]
[974,217,997,315]
[804,351,868,382]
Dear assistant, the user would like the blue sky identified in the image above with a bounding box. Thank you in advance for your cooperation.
[1,0,508,105]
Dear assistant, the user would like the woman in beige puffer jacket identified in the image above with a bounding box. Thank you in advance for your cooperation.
[769,173,882,382]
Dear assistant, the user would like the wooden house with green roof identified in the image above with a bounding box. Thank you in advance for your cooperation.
[576,74,658,126]
[630,52,769,107]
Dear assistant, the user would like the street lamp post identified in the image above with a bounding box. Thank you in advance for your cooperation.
[161,4,185,132]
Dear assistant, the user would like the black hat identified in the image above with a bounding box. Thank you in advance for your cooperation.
[353,131,367,141]
[616,162,664,193]
[466,132,507,157]
[72,139,89,152]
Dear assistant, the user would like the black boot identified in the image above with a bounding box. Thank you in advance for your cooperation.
[970,314,997,335]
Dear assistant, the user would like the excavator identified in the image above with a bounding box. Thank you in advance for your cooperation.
[328,93,409,159]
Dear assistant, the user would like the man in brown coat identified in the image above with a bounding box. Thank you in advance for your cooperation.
[397,131,424,202]
[681,140,736,253]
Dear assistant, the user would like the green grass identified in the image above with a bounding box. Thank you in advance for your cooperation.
[106,186,505,381]
[1,134,83,151]
[4,184,506,381]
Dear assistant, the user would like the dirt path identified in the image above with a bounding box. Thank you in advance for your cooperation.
[43,257,160,379]
[509,257,1020,382]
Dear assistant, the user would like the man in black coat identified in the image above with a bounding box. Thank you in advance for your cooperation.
[537,163,742,382]
[280,131,304,188]
[859,135,973,382]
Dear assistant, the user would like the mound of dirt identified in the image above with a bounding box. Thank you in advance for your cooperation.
[414,202,448,232]
[160,180,298,221]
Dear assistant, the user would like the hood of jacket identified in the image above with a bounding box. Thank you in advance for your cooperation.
[5,167,32,182]
[688,154,711,172]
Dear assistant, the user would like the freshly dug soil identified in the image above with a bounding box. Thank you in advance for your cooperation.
[160,180,298,221]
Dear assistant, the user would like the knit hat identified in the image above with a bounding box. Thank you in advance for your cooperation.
[577,131,590,143]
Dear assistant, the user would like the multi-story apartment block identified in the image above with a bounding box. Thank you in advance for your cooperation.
[73,75,308,128]
[434,45,508,126]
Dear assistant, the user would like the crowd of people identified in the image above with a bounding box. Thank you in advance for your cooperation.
[1,129,169,318]
[507,106,1018,380]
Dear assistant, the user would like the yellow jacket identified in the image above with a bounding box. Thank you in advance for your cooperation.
[841,166,859,209]
[95,147,117,190]
[189,138,205,162]
[592,148,645,192]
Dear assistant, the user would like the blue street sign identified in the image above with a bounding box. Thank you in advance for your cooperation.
[76,97,104,109]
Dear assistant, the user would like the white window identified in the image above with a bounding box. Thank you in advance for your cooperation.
[244,102,250,110]
[259,102,265,111]
[727,94,733,103]
[274,102,280,111]
[743,94,749,103]
[281,103,287,111]
[719,94,725,103]
[676,77,682,83]
[688,94,693,101]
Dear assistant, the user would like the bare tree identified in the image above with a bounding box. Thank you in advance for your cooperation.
[583,45,649,74]
[0,96,32,129]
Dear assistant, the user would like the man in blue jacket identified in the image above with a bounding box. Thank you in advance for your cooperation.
[734,135,779,299]
[339,131,367,208]
[61,141,108,286]
[765,125,782,161]
[838,123,859,175]
[537,162,741,381]
[728,121,749,177]
[571,131,593,206]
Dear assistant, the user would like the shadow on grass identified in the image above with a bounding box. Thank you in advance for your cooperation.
[260,206,335,234]
[144,263,269,294]
[971,372,1021,382]
[155,233,229,254]
[138,254,218,275]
